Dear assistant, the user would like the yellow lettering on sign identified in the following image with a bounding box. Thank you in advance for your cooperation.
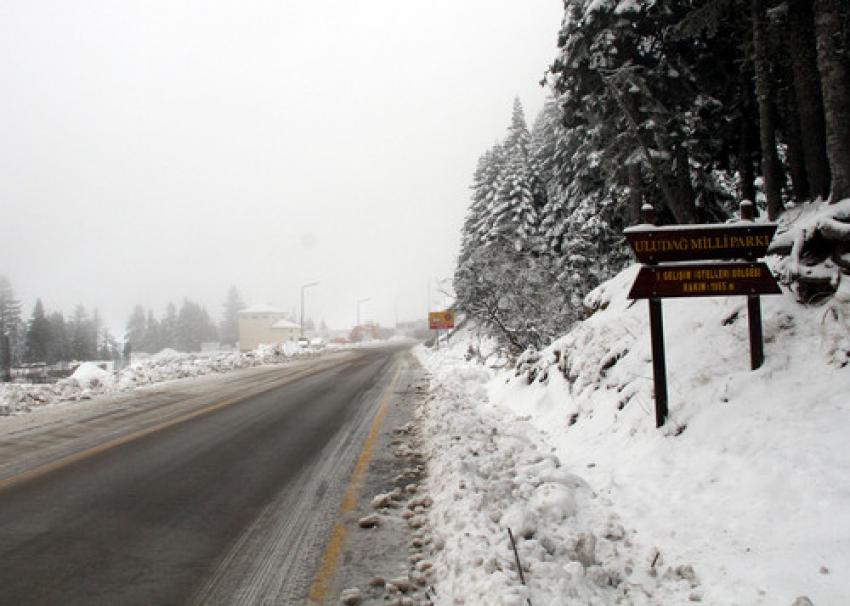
[637,231,770,255]
[660,270,692,281]
[694,268,731,280]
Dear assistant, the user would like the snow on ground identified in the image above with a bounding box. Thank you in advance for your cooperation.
[0,342,322,416]
[0,338,416,417]
[415,262,849,604]
[71,361,114,390]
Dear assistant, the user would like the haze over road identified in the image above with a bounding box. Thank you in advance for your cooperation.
[0,345,415,605]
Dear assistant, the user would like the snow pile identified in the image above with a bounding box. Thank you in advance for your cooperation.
[416,258,849,604]
[71,362,114,392]
[149,348,182,360]
[116,343,324,390]
[0,343,320,416]
[415,344,700,605]
[0,382,80,415]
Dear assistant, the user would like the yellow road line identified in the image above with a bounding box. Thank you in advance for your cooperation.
[307,364,402,604]
[0,361,347,493]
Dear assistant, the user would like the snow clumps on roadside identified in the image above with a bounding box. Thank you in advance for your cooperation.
[348,416,438,606]
[0,344,319,416]
[414,346,700,605]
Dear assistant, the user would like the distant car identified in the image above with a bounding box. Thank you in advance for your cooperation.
[297,337,310,347]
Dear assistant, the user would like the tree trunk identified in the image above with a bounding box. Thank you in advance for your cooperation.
[752,0,785,220]
[788,0,831,200]
[814,0,850,202]
[738,65,758,205]
[780,82,810,203]
[738,144,757,204]
[675,144,696,218]
[598,71,695,224]
[628,162,643,225]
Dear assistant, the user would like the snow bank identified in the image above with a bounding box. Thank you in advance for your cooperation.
[0,338,402,417]
[0,344,320,416]
[414,350,701,605]
[416,261,849,604]
[71,362,113,390]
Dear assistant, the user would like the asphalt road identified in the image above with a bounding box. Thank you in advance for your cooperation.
[0,345,412,605]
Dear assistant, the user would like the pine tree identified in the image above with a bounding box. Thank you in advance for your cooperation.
[125,305,147,353]
[219,286,244,347]
[454,0,850,349]
[98,328,117,361]
[90,309,103,360]
[814,0,850,201]
[486,99,539,252]
[46,312,69,364]
[161,302,178,349]
[752,0,785,219]
[176,299,218,352]
[454,101,566,349]
[69,305,96,361]
[25,299,51,363]
[470,144,508,247]
[786,0,831,201]
[0,275,22,366]
[143,309,161,353]
[528,97,559,212]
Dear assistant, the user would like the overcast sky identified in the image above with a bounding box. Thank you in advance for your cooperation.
[1,0,563,334]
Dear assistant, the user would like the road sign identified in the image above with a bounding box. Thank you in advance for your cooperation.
[624,203,782,428]
[428,310,455,330]
[628,262,781,299]
[624,223,777,263]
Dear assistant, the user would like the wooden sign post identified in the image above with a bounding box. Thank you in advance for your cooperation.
[624,202,781,427]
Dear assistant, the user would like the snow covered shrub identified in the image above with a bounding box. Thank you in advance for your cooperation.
[771,199,850,303]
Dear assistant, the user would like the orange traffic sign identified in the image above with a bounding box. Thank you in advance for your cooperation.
[428,311,455,330]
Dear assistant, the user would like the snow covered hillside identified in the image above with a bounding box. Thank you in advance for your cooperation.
[416,259,849,605]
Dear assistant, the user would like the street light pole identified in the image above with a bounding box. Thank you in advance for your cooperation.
[356,297,370,328]
[300,282,319,338]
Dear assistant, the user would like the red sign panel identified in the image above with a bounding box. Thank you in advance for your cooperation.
[628,262,781,299]
[428,311,455,330]
[624,223,777,264]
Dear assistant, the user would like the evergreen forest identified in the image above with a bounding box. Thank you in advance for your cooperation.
[454,0,850,351]
[0,275,246,368]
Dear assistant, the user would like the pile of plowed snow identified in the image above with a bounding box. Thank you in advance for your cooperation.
[0,344,319,415]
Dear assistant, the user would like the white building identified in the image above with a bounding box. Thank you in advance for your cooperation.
[238,304,301,351]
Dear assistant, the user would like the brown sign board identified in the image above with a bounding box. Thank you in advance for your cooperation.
[624,223,777,264]
[429,310,455,330]
[628,262,781,299]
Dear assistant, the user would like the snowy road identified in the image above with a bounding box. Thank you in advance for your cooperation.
[0,345,413,605]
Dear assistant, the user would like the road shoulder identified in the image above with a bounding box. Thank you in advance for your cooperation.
[320,350,436,606]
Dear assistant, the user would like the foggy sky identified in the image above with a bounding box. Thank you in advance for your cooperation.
[1,0,563,335]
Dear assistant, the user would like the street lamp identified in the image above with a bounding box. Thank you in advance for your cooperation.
[300,282,319,337]
[356,297,370,328]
